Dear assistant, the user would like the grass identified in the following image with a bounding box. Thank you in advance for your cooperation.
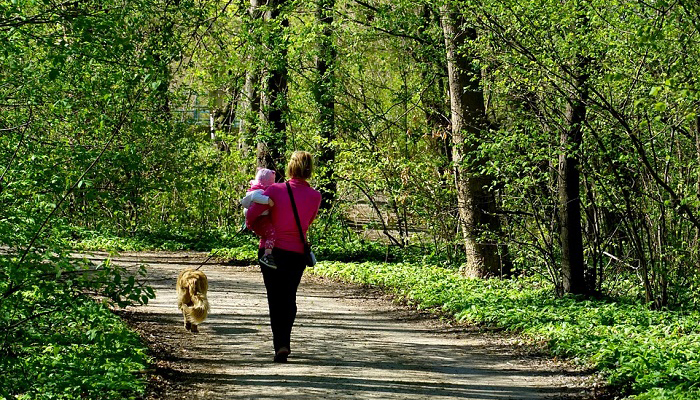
[310,261,700,400]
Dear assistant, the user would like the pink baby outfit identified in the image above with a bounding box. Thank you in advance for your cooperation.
[241,169,277,251]
[245,178,321,254]
[242,189,276,250]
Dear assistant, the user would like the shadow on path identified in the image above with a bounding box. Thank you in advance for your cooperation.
[114,252,594,400]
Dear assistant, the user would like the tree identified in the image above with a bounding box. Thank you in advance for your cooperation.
[440,2,509,277]
[239,0,264,158]
[257,0,290,178]
[558,54,589,295]
[314,0,338,209]
[558,3,592,295]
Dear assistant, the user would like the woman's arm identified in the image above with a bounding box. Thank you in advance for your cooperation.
[307,197,321,226]
[246,201,269,225]
[245,187,275,226]
[302,191,322,233]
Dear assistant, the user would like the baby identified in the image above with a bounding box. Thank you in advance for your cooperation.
[240,168,277,269]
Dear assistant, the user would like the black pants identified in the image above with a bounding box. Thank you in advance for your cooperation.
[259,248,306,353]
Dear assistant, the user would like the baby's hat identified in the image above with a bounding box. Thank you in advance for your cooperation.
[252,168,276,188]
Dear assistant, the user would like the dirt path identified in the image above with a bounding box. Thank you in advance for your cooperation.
[102,251,596,400]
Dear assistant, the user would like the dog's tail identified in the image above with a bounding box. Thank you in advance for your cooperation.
[183,272,210,324]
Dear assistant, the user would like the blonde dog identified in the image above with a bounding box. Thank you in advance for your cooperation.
[176,268,210,333]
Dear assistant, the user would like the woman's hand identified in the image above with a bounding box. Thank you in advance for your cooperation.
[268,199,275,207]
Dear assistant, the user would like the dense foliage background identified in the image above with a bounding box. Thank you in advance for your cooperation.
[2,0,700,398]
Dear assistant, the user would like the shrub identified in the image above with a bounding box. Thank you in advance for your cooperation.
[0,250,154,399]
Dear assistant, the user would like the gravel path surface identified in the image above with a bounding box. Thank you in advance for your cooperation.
[100,251,595,400]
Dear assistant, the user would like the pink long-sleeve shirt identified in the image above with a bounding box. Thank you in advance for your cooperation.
[245,178,322,254]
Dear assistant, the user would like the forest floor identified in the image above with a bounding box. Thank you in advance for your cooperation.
[97,251,605,400]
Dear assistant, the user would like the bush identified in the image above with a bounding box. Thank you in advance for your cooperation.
[1,299,150,399]
[0,250,154,399]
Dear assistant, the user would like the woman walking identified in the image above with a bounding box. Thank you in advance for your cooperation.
[245,151,322,362]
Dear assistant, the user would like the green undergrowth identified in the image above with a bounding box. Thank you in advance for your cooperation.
[0,247,155,399]
[208,238,405,265]
[207,225,392,264]
[310,261,700,400]
[208,229,457,266]
[209,232,260,261]
[0,297,150,399]
[67,227,234,252]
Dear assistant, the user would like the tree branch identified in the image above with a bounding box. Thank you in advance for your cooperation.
[3,93,142,300]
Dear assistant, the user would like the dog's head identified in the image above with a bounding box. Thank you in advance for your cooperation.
[178,268,208,295]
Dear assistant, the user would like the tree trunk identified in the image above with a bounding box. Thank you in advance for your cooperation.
[256,0,288,180]
[239,70,259,156]
[239,0,263,158]
[440,5,507,278]
[559,57,589,295]
[695,115,700,250]
[315,0,337,209]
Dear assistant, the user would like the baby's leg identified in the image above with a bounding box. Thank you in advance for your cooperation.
[257,217,277,269]
[263,228,275,255]
[257,217,276,252]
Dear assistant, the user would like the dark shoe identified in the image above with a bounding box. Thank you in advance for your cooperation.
[260,254,277,269]
[274,347,290,363]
